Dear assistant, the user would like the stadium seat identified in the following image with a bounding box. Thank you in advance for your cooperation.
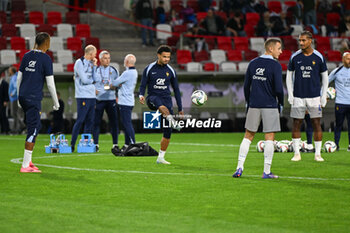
[205,37,216,50]
[29,11,44,24]
[244,50,258,61]
[290,24,303,36]
[316,37,331,50]
[0,37,7,50]
[245,12,260,26]
[109,62,120,71]
[170,0,184,13]
[282,36,298,52]
[11,0,26,11]
[18,49,29,61]
[284,1,297,8]
[156,24,172,40]
[226,50,243,62]
[1,24,17,37]
[250,37,265,52]
[0,49,16,64]
[57,23,73,39]
[37,24,55,36]
[65,11,80,24]
[74,48,84,59]
[187,0,200,12]
[166,36,179,48]
[331,37,345,51]
[220,62,237,72]
[217,37,232,51]
[173,25,187,33]
[19,24,36,38]
[217,112,229,120]
[50,37,64,51]
[11,11,25,24]
[10,37,26,50]
[216,11,227,23]
[176,49,192,65]
[193,50,209,62]
[233,37,249,51]
[66,63,74,72]
[203,62,218,71]
[199,111,211,119]
[196,12,207,23]
[268,1,282,13]
[53,63,64,72]
[210,49,226,64]
[327,13,340,27]
[186,62,202,72]
[85,37,100,49]
[238,62,249,72]
[67,37,83,51]
[281,63,288,71]
[46,50,54,62]
[57,50,73,65]
[327,62,338,71]
[279,50,292,62]
[327,50,342,62]
[47,11,62,25]
[0,11,6,24]
[76,24,91,38]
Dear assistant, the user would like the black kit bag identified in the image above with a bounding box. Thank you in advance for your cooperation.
[112,142,158,156]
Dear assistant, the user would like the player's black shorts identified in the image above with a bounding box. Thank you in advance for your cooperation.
[19,97,41,143]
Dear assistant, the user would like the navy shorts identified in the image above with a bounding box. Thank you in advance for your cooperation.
[19,97,41,143]
[146,95,173,139]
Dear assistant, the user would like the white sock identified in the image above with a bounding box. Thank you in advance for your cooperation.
[314,141,322,155]
[158,150,166,159]
[22,149,32,168]
[237,138,251,170]
[113,144,118,147]
[263,140,274,174]
[292,138,301,155]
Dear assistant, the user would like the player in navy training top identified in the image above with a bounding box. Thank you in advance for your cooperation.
[139,45,183,165]
[17,32,60,173]
[232,38,283,179]
[286,31,329,162]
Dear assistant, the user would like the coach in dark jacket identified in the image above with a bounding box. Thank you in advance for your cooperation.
[0,75,9,134]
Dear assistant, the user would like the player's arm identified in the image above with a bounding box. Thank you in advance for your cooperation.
[328,68,337,84]
[139,67,149,104]
[170,73,183,114]
[243,64,252,106]
[75,60,94,85]
[16,71,23,107]
[112,71,127,87]
[320,71,329,107]
[286,70,294,105]
[274,64,284,111]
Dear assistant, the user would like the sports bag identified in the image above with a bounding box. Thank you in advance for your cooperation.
[112,142,158,156]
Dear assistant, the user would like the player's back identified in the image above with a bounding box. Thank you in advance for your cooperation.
[245,55,283,108]
[19,50,53,101]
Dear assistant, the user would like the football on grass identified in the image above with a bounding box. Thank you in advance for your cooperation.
[191,90,208,106]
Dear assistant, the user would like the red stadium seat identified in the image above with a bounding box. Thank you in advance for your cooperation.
[281,63,288,71]
[1,24,17,37]
[187,0,200,12]
[11,11,25,24]
[216,11,227,23]
[205,37,216,50]
[67,37,83,51]
[279,50,292,62]
[245,12,260,26]
[11,0,26,11]
[327,13,340,27]
[327,50,342,62]
[0,37,7,50]
[196,12,207,23]
[227,50,243,62]
[193,50,209,62]
[244,50,258,60]
[244,24,256,37]
[76,24,91,38]
[268,1,282,13]
[65,11,80,24]
[284,1,297,8]
[203,62,218,71]
[316,37,331,50]
[234,37,249,51]
[37,24,55,36]
[282,36,299,52]
[217,37,232,51]
[46,50,54,62]
[170,0,184,13]
[167,36,179,47]
[18,49,29,61]
[176,49,192,65]
[173,25,187,33]
[66,63,74,72]
[10,37,26,50]
[47,11,62,25]
[29,11,44,24]
[0,11,6,24]
[74,48,84,59]
[85,37,100,49]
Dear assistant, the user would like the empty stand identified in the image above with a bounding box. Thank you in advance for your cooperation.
[268,1,282,13]
[11,0,26,11]
[250,37,265,52]
[0,11,6,23]
[53,63,64,72]
[57,24,73,39]
[173,25,187,33]
[186,62,202,72]
[282,36,299,52]
[203,62,218,71]
[76,24,91,38]
[217,37,232,51]
[67,37,83,51]
[156,24,172,40]
[233,37,249,51]
[0,37,7,50]
[193,50,209,62]
[11,11,25,24]
[204,37,216,50]
[1,24,17,37]
[244,50,258,61]
[227,50,243,62]
[210,49,226,64]
[176,49,192,65]
[245,13,260,26]
[0,49,16,64]
[10,37,26,50]
[316,37,331,50]
[66,63,74,72]
[279,50,292,62]
[65,11,80,24]
[238,62,249,72]
[47,11,62,25]
[220,62,237,72]
[327,50,342,62]
[57,50,73,65]
[19,24,36,38]
[50,37,64,51]
[37,24,55,36]
[85,37,100,49]
[29,11,44,25]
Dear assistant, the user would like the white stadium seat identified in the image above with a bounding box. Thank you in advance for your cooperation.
[19,23,36,38]
[50,37,64,52]
[250,37,265,52]
[210,49,226,64]
[0,50,16,64]
[57,24,73,39]
[238,62,250,72]
[156,24,172,40]
[220,62,237,72]
[57,50,73,65]
[53,63,64,72]
[186,62,202,72]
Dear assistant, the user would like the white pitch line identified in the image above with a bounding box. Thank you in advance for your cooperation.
[10,154,350,181]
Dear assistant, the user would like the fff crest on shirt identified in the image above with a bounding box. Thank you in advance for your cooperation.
[166,72,169,77]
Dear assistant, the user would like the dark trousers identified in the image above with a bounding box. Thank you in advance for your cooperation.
[71,98,96,147]
[0,105,9,133]
[119,105,135,145]
[334,104,350,146]
[305,114,313,144]
[93,100,119,145]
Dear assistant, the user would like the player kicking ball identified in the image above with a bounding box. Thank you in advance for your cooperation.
[139,45,183,164]
[232,38,284,179]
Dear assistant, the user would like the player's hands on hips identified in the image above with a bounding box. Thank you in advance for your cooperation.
[139,96,145,104]
[288,95,294,105]
[321,96,327,108]
[53,104,60,111]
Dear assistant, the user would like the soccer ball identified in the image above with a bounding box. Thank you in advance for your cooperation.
[256,140,265,152]
[277,140,290,153]
[327,87,336,100]
[324,141,337,153]
[191,90,208,106]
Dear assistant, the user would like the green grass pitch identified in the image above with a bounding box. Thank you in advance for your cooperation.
[1,132,350,233]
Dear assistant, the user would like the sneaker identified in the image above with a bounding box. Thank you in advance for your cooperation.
[71,145,75,153]
[262,172,279,179]
[95,145,99,152]
[314,154,324,162]
[29,161,39,170]
[121,145,128,152]
[232,168,243,178]
[347,146,350,152]
[111,146,123,156]
[156,158,171,164]
[20,166,41,173]
[291,154,301,161]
